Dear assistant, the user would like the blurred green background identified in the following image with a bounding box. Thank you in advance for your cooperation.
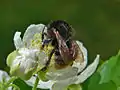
[0,0,120,69]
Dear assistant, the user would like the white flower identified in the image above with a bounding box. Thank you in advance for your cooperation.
[0,70,10,82]
[25,40,100,90]
[7,24,48,80]
[6,23,99,89]
[0,70,12,90]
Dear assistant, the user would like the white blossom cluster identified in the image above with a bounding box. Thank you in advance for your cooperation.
[5,24,100,90]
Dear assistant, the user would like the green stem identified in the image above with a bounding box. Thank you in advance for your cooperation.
[8,84,20,90]
[32,76,39,90]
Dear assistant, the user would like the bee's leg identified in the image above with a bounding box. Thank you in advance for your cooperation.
[41,49,55,71]
[42,26,46,42]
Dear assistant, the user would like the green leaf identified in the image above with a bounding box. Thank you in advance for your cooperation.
[82,72,101,90]
[13,78,32,90]
[111,55,120,86]
[98,52,120,87]
[82,52,120,90]
[98,55,118,84]
[86,72,117,90]
[87,72,101,89]
[90,81,117,90]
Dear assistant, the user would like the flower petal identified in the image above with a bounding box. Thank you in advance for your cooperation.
[25,76,54,90]
[6,50,18,67]
[0,70,10,82]
[10,48,39,80]
[72,41,88,73]
[0,70,12,90]
[37,51,48,69]
[46,66,78,81]
[52,77,77,90]
[23,24,47,47]
[13,32,23,49]
[75,55,100,84]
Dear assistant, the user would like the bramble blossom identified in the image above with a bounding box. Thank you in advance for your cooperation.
[7,24,99,90]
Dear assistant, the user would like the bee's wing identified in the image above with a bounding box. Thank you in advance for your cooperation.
[53,30,74,64]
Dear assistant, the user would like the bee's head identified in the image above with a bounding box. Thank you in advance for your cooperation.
[47,20,73,40]
[42,20,73,47]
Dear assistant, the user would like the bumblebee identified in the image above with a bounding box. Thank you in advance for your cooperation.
[41,20,79,70]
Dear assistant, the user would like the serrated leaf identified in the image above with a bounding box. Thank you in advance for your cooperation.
[111,55,120,86]
[98,55,118,84]
[82,52,120,90]
[98,52,120,87]
[82,72,117,90]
